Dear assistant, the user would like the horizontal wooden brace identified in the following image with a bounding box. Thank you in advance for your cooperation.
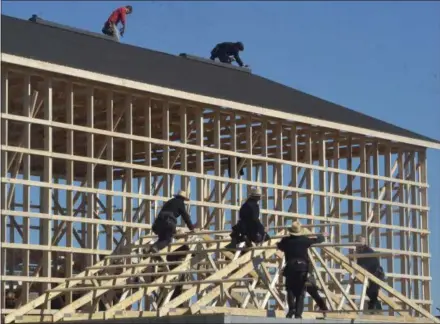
[1,177,430,235]
[1,242,112,255]
[49,277,254,293]
[2,144,429,211]
[0,120,428,187]
[66,268,216,281]
[1,209,152,230]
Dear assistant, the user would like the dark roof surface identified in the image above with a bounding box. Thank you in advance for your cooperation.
[2,14,439,145]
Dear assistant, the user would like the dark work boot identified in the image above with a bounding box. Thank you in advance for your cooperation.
[150,246,160,261]
[227,237,239,250]
[318,301,328,312]
[142,245,159,255]
[286,310,294,318]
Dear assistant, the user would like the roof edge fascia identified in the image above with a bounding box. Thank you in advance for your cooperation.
[2,53,439,150]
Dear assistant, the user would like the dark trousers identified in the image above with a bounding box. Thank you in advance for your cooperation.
[307,284,328,311]
[102,21,118,38]
[151,231,173,251]
[285,271,308,318]
[210,49,232,64]
[306,274,328,311]
[151,212,177,252]
[159,245,191,304]
[229,223,270,248]
[367,281,381,310]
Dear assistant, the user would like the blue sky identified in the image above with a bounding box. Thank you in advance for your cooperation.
[3,0,440,313]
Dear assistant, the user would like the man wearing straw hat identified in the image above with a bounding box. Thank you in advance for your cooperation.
[229,187,270,248]
[277,221,327,319]
[148,190,196,254]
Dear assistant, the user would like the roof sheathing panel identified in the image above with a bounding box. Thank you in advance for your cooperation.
[1,14,439,147]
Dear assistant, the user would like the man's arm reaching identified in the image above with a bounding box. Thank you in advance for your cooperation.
[179,203,195,231]
[233,53,244,67]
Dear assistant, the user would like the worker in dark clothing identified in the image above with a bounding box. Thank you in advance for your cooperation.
[277,221,327,319]
[166,244,193,302]
[354,235,385,311]
[102,5,133,40]
[148,190,196,254]
[227,157,245,178]
[210,42,245,67]
[305,259,328,312]
[5,290,16,308]
[229,188,270,249]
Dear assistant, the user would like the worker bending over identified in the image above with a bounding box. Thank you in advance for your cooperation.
[354,235,385,311]
[148,190,196,254]
[102,5,133,40]
[230,188,270,248]
[305,257,329,312]
[210,42,245,67]
[277,222,327,319]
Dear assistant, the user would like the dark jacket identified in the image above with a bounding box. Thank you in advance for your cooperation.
[211,42,243,67]
[238,198,264,234]
[277,234,324,272]
[160,197,194,230]
[356,245,381,275]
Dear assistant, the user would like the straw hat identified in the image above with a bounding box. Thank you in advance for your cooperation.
[288,221,304,236]
[248,187,262,198]
[174,190,190,201]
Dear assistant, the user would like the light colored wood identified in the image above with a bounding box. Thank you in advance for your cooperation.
[1,63,437,324]
[0,115,429,189]
[3,54,439,149]
[2,176,429,235]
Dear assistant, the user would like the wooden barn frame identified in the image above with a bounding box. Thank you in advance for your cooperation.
[1,14,440,324]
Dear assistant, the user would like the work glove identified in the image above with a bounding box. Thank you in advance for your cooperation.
[176,228,185,234]
[175,228,186,238]
[119,27,125,37]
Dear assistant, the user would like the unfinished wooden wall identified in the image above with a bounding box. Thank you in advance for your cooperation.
[0,65,432,313]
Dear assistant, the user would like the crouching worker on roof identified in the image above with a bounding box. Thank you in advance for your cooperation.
[354,235,385,312]
[102,5,133,40]
[277,221,328,319]
[229,187,270,249]
[147,190,196,254]
[210,41,246,67]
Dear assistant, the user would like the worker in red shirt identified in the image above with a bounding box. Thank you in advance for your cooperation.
[102,5,133,40]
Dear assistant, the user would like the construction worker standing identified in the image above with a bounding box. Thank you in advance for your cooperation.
[102,5,133,40]
[229,187,270,248]
[277,222,327,319]
[147,190,196,254]
[354,235,385,311]
[210,42,246,67]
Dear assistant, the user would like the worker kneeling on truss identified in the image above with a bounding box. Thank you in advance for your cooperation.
[229,188,271,249]
[146,190,196,254]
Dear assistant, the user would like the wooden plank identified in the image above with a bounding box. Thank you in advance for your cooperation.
[184,236,283,316]
[102,239,218,316]
[324,248,439,322]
